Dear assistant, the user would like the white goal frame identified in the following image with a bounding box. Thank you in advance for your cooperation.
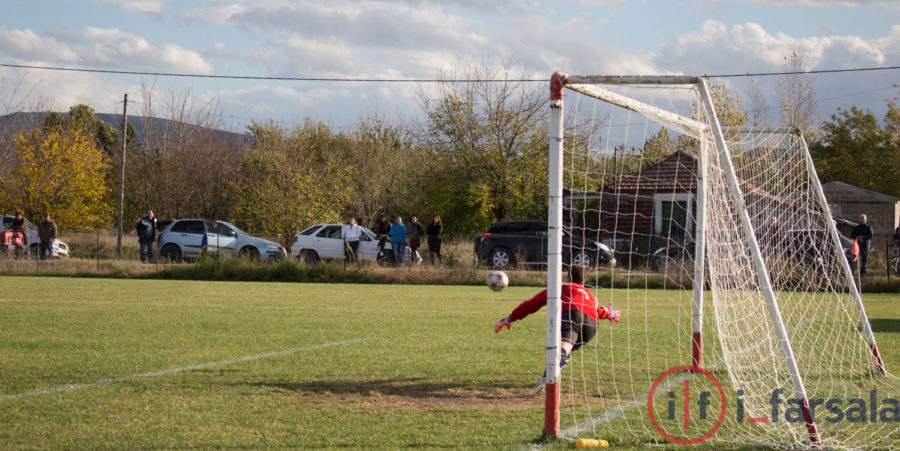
[544,72,886,443]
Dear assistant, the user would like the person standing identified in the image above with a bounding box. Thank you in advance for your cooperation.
[407,214,424,266]
[10,212,27,245]
[426,215,443,269]
[389,216,407,266]
[375,215,391,259]
[136,210,159,263]
[341,216,362,262]
[851,214,874,278]
[38,212,57,260]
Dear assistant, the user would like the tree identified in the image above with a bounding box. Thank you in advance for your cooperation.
[417,61,549,236]
[778,51,817,138]
[231,120,353,246]
[810,100,900,198]
[0,126,112,228]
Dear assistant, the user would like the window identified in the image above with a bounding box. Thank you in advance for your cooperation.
[299,226,319,236]
[182,220,205,235]
[213,221,235,236]
[316,225,342,239]
[654,193,694,239]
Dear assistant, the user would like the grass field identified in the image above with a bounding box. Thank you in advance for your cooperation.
[0,276,897,449]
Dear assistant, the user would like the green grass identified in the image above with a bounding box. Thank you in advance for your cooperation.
[0,277,897,449]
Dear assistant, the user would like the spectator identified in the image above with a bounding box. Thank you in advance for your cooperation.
[892,226,900,247]
[10,212,27,245]
[389,216,407,266]
[38,212,57,260]
[201,222,209,258]
[375,215,391,259]
[341,216,362,262]
[851,214,874,278]
[407,214,424,266]
[136,210,159,263]
[427,215,443,269]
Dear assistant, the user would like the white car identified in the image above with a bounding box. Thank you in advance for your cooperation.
[0,214,70,258]
[291,223,412,264]
[158,219,286,262]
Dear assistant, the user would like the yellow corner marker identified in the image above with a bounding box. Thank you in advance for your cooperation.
[575,438,609,448]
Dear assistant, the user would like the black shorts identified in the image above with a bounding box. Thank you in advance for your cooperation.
[561,310,598,351]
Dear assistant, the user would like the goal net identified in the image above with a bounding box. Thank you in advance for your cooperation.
[546,73,899,449]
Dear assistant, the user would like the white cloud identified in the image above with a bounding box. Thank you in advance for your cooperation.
[95,0,169,14]
[655,20,900,75]
[0,27,212,74]
[0,27,79,62]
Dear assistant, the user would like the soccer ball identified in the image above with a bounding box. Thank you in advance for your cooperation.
[486,270,509,292]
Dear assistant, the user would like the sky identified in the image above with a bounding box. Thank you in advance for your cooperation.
[1,0,899,132]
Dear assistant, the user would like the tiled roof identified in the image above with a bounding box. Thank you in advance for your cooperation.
[610,150,698,193]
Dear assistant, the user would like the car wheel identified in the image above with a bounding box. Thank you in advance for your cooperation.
[489,247,514,269]
[160,244,182,263]
[572,251,592,267]
[239,246,260,260]
[300,249,319,265]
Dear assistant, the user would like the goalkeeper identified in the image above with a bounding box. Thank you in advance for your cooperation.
[494,265,620,388]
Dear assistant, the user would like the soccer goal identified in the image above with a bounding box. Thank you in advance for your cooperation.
[545,73,898,448]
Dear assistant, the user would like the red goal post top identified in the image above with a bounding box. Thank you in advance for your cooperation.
[550,72,702,100]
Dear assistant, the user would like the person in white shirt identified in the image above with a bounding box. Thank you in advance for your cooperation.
[341,216,362,262]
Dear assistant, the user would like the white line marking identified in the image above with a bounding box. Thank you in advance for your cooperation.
[1,337,375,402]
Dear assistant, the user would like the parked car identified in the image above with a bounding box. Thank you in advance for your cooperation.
[474,220,615,269]
[291,223,411,264]
[648,230,855,273]
[157,219,286,262]
[0,214,70,258]
[649,242,695,273]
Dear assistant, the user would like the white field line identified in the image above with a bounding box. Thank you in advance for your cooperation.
[1,337,375,402]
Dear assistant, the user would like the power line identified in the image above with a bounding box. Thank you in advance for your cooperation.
[3,62,900,82]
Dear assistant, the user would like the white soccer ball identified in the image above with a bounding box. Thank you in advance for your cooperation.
[486,270,509,292]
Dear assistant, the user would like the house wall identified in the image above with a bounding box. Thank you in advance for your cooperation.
[823,188,900,247]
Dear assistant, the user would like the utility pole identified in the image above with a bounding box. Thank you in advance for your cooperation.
[116,94,127,258]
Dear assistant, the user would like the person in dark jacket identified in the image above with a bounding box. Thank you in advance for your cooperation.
[851,214,874,277]
[10,212,27,245]
[375,215,391,259]
[38,212,58,260]
[136,210,159,263]
[407,214,424,266]
[426,215,443,269]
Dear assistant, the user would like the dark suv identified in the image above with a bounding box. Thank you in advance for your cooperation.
[474,220,615,269]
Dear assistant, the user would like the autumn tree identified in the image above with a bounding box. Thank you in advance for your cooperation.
[0,126,112,228]
[778,51,817,138]
[417,62,548,237]
[810,98,900,198]
[232,119,353,246]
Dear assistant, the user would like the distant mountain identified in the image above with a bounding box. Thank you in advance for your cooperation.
[0,112,253,145]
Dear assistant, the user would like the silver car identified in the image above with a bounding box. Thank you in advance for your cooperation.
[158,219,286,262]
[1,214,70,258]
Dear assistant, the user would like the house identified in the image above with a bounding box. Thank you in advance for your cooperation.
[822,181,900,246]
[564,150,699,254]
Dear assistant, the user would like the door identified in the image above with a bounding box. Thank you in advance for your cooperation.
[314,225,344,259]
[209,220,238,255]
[170,220,205,258]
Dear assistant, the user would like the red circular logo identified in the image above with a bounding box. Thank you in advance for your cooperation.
[647,365,726,444]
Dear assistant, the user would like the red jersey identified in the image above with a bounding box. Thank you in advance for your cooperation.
[508,283,610,323]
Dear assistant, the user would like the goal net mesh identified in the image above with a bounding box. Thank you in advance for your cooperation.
[557,76,899,449]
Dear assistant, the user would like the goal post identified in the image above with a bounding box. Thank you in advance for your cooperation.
[545,72,896,448]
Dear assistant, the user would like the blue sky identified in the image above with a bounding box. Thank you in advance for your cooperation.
[1,0,898,131]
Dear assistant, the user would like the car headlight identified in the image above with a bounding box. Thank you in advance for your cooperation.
[594,241,611,253]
